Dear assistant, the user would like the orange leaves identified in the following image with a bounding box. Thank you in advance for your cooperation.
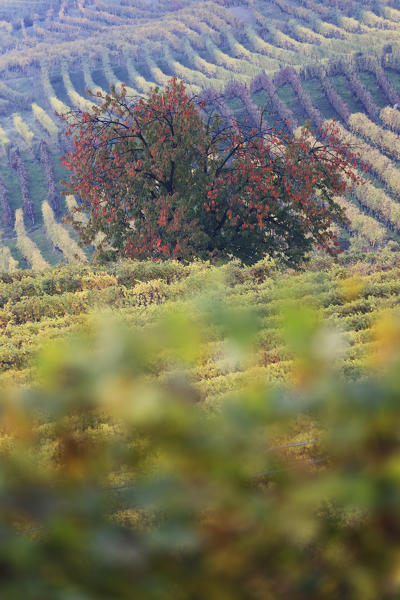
[61,77,360,266]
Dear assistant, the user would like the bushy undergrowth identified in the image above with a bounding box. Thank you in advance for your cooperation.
[1,250,400,390]
[1,251,400,598]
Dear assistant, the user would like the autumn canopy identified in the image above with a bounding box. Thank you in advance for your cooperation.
[62,78,360,265]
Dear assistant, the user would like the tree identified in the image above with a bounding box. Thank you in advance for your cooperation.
[62,78,361,266]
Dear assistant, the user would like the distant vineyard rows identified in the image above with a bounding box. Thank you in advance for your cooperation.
[1,0,400,268]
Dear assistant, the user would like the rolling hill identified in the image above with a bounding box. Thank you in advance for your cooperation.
[1,0,400,268]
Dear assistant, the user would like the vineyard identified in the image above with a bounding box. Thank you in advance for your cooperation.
[2,249,400,392]
[1,1,400,267]
[4,4,400,595]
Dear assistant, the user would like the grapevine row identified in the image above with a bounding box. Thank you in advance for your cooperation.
[342,62,380,120]
[380,106,400,133]
[14,208,48,270]
[336,196,388,249]
[250,72,297,131]
[333,120,400,201]
[39,140,60,216]
[224,81,262,128]
[12,113,34,148]
[273,67,324,129]
[10,148,34,225]
[42,201,86,263]
[348,113,400,161]
[32,103,59,141]
[61,60,94,111]
[0,174,12,228]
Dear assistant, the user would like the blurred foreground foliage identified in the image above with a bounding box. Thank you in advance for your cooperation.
[1,273,400,599]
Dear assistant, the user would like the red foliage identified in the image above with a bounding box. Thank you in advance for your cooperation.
[62,78,362,266]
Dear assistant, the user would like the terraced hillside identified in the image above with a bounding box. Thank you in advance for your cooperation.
[2,0,400,268]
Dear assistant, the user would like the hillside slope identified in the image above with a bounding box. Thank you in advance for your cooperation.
[1,1,400,267]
